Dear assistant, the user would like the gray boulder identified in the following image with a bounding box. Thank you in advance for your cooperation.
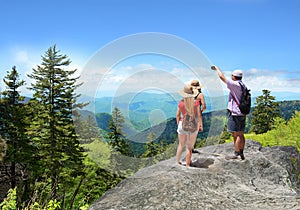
[89,140,300,210]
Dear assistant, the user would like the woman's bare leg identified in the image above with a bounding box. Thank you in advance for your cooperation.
[176,134,186,164]
[185,133,198,166]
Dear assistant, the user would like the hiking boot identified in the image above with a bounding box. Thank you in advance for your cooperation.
[192,149,200,154]
[240,153,245,160]
[239,149,245,160]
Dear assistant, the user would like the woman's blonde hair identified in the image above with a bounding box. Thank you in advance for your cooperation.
[184,97,194,117]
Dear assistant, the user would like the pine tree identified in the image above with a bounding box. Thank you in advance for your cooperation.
[107,107,131,155]
[0,66,35,207]
[250,89,281,134]
[73,110,100,145]
[143,132,164,157]
[0,136,6,161]
[106,107,135,177]
[0,66,26,187]
[27,45,86,202]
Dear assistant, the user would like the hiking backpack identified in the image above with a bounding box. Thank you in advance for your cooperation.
[182,113,197,132]
[231,82,251,115]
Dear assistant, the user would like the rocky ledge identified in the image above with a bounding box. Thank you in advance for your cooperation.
[89,140,300,210]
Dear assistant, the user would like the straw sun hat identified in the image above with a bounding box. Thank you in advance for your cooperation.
[190,79,203,89]
[178,84,198,98]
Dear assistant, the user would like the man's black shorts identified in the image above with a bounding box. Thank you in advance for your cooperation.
[227,111,246,132]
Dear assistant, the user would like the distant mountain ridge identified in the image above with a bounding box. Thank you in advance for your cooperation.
[81,92,229,116]
[78,100,300,156]
[79,91,300,116]
[77,92,300,134]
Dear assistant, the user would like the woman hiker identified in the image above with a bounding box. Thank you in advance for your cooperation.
[175,84,201,166]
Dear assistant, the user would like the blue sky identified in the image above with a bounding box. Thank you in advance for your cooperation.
[1,0,300,100]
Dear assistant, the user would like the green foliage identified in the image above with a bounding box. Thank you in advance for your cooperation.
[0,66,36,206]
[251,89,281,134]
[83,139,111,168]
[142,132,167,157]
[278,100,300,121]
[204,135,224,146]
[26,45,86,205]
[0,188,17,210]
[72,157,123,206]
[0,66,28,166]
[44,199,61,210]
[95,112,111,130]
[220,125,231,144]
[0,188,63,210]
[79,204,89,210]
[107,107,132,156]
[0,135,6,161]
[74,110,100,144]
[246,111,300,151]
[129,118,178,155]
[0,47,130,209]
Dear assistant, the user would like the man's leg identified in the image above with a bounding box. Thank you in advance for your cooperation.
[223,131,239,160]
[227,114,245,159]
[234,132,245,149]
[233,131,245,160]
[236,131,245,160]
[232,132,240,157]
[237,115,246,159]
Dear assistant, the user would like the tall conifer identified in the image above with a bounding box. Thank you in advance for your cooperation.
[0,66,26,187]
[250,89,281,134]
[0,66,34,206]
[27,45,85,201]
[107,107,130,155]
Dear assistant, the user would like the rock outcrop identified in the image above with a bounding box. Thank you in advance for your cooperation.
[89,140,300,210]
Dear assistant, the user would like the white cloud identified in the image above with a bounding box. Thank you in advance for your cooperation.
[242,68,300,94]
[0,48,85,96]
[110,75,125,83]
[3,48,298,100]
[89,63,227,98]
[15,50,30,63]
[91,65,300,99]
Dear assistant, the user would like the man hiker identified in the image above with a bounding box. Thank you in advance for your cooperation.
[211,65,247,160]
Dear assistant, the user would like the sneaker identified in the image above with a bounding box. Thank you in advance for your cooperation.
[234,151,240,156]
